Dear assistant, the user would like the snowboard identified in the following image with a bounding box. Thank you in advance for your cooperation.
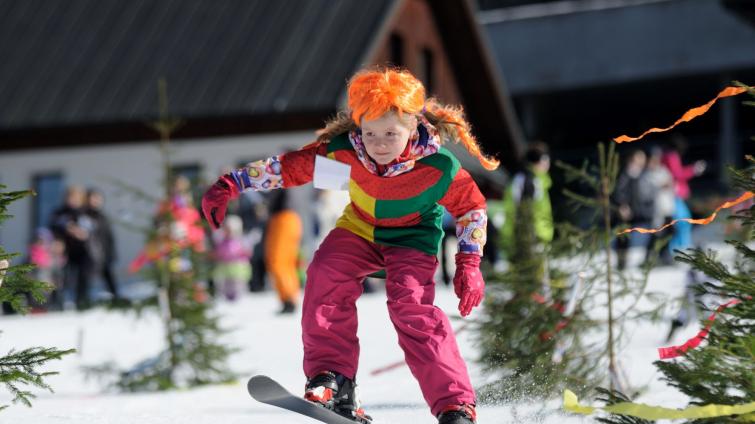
[247,375,371,424]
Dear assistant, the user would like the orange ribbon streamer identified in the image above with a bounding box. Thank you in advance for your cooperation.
[618,191,754,235]
[658,299,742,359]
[613,86,750,143]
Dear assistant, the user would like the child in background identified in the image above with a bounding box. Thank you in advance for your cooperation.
[29,228,54,282]
[500,142,553,258]
[645,146,676,265]
[662,136,706,252]
[28,228,66,311]
[212,215,252,302]
[203,68,496,424]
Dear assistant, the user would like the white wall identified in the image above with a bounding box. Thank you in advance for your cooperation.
[0,131,316,284]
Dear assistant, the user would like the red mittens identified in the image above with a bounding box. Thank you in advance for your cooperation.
[453,253,485,317]
[201,175,239,230]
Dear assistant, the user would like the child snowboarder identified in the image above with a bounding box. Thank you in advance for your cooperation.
[202,68,496,424]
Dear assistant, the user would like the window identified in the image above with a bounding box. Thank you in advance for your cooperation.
[32,172,65,232]
[420,47,435,94]
[389,33,404,66]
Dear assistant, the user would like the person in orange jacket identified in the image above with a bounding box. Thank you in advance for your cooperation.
[264,190,302,314]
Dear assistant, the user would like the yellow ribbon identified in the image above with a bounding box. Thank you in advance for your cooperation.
[564,390,755,421]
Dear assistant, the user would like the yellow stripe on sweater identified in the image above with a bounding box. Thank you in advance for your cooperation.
[336,204,375,242]
[349,179,376,218]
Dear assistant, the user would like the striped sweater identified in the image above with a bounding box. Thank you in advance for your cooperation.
[230,128,487,256]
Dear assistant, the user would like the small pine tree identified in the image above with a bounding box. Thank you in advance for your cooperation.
[651,159,753,423]
[556,143,666,393]
[478,143,664,402]
[89,80,236,391]
[596,159,753,424]
[115,195,236,391]
[0,186,75,409]
[478,198,602,401]
[585,83,754,424]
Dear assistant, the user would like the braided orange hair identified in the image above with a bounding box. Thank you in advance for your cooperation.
[345,68,499,170]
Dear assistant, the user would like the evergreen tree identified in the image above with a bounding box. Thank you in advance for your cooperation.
[585,84,754,424]
[0,186,75,409]
[556,143,666,393]
[653,159,753,423]
[89,80,236,391]
[478,197,602,401]
[596,158,753,424]
[478,143,664,402]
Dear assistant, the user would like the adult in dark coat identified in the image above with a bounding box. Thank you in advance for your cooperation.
[50,186,93,310]
[86,188,124,305]
[614,149,655,269]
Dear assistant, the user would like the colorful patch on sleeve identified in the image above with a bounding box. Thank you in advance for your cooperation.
[456,208,487,255]
[230,156,283,191]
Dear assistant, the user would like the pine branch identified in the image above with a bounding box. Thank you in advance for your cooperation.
[0,347,76,408]
[1,185,76,409]
[562,188,602,209]
[555,159,600,189]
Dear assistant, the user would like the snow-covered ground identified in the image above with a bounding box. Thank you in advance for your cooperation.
[1,249,712,423]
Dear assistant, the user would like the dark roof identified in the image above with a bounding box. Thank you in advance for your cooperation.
[481,0,755,95]
[0,0,524,172]
[0,0,392,129]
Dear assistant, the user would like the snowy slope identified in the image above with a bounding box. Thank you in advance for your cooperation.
[0,256,706,424]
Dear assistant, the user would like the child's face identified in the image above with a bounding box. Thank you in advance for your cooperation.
[360,112,415,165]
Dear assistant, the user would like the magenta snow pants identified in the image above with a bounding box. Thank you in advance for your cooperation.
[302,228,475,416]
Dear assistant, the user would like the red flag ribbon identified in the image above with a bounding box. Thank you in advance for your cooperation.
[658,299,742,359]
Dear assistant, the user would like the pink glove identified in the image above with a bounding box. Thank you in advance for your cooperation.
[453,253,485,317]
[201,175,239,230]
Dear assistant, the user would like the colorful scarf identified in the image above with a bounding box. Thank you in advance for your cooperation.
[348,115,441,177]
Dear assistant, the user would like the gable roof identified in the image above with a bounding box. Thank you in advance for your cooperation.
[0,0,392,129]
[0,0,522,171]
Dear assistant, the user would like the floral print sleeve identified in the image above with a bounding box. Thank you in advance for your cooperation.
[227,142,328,192]
[455,209,487,255]
[228,156,284,191]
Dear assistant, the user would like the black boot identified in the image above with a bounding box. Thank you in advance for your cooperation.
[332,375,371,422]
[438,404,477,424]
[304,371,371,423]
[304,371,339,408]
[278,300,296,314]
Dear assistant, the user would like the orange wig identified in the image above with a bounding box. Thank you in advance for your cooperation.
[346,68,499,170]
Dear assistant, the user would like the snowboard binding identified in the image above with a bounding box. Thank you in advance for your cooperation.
[305,371,372,423]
